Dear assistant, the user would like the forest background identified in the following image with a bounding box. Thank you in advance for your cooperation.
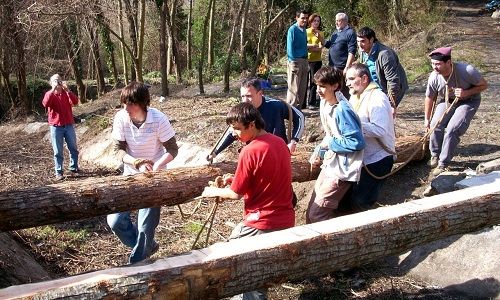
[0,0,442,121]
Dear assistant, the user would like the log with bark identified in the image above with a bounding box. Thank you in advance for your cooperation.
[0,136,427,232]
[1,183,498,299]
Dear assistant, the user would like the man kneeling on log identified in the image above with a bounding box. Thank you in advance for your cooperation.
[202,102,295,300]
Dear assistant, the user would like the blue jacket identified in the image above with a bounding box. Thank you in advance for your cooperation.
[287,22,308,61]
[324,26,357,69]
[326,99,365,153]
[214,96,305,155]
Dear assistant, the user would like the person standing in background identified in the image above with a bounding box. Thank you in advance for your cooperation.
[286,9,309,109]
[42,73,80,181]
[305,13,324,109]
[324,13,357,98]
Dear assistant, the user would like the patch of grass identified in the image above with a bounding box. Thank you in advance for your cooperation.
[184,222,203,235]
[85,114,111,131]
[22,226,90,249]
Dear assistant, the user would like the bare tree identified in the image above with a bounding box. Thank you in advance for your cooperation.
[62,18,86,102]
[207,0,216,67]
[198,0,215,94]
[155,0,169,97]
[239,0,250,71]
[186,0,193,70]
[223,0,246,92]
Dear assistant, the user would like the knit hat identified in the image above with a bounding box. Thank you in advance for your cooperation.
[429,47,452,61]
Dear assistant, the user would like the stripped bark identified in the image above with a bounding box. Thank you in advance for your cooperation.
[1,183,498,299]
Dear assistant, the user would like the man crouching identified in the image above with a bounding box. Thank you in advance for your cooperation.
[202,102,295,300]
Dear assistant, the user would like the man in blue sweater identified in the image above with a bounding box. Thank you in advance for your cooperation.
[286,9,309,109]
[207,78,305,160]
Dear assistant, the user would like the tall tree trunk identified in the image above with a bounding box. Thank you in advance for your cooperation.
[186,0,193,70]
[87,20,106,95]
[251,2,293,76]
[97,11,119,89]
[239,0,250,71]
[122,0,138,81]
[223,0,246,92]
[135,0,146,82]
[207,0,216,67]
[13,20,28,113]
[198,0,215,94]
[118,0,129,84]
[165,0,181,83]
[62,19,86,103]
[158,1,169,97]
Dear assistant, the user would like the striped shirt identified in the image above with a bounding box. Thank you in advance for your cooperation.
[112,107,176,175]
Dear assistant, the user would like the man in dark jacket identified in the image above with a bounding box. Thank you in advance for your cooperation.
[357,27,408,108]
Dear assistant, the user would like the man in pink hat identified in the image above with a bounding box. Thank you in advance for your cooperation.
[424,46,488,176]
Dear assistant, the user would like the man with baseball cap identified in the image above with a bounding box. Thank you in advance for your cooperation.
[424,46,488,176]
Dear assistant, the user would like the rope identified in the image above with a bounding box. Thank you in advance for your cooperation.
[363,96,460,180]
[190,197,221,249]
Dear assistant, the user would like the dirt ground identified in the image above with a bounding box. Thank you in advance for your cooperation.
[0,0,498,298]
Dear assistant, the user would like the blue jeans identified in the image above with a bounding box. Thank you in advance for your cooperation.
[49,125,79,175]
[107,207,160,264]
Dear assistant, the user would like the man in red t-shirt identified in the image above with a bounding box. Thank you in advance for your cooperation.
[202,102,295,299]
[42,74,80,180]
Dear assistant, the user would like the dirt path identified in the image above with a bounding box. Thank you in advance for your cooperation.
[0,0,498,298]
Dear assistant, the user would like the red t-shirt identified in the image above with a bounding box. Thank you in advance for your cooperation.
[230,133,295,230]
[42,90,79,126]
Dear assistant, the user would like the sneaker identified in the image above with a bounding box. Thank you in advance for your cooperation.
[69,168,80,174]
[55,174,64,181]
[428,156,439,168]
[432,166,446,176]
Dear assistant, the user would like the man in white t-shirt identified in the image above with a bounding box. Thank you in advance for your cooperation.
[108,82,178,264]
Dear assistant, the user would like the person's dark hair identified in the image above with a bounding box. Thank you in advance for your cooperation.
[226,102,265,130]
[347,63,372,82]
[357,27,378,42]
[296,9,308,18]
[313,66,344,92]
[308,13,322,30]
[120,81,150,112]
[241,77,262,92]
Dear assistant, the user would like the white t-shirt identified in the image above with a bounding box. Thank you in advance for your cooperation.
[112,107,176,175]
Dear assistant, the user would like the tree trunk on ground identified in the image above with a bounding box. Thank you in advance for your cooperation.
[223,0,246,92]
[0,136,426,232]
[0,233,51,288]
[0,155,311,232]
[2,184,498,299]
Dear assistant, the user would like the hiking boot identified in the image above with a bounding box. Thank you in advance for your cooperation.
[428,156,439,168]
[432,166,446,176]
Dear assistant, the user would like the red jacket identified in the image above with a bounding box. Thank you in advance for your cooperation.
[42,90,79,126]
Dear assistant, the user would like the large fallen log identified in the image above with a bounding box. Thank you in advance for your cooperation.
[0,136,427,232]
[1,183,498,299]
[0,153,312,232]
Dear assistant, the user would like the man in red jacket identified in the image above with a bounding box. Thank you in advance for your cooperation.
[42,74,80,180]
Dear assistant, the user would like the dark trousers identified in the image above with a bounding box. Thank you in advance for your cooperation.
[348,155,394,211]
[306,61,322,107]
